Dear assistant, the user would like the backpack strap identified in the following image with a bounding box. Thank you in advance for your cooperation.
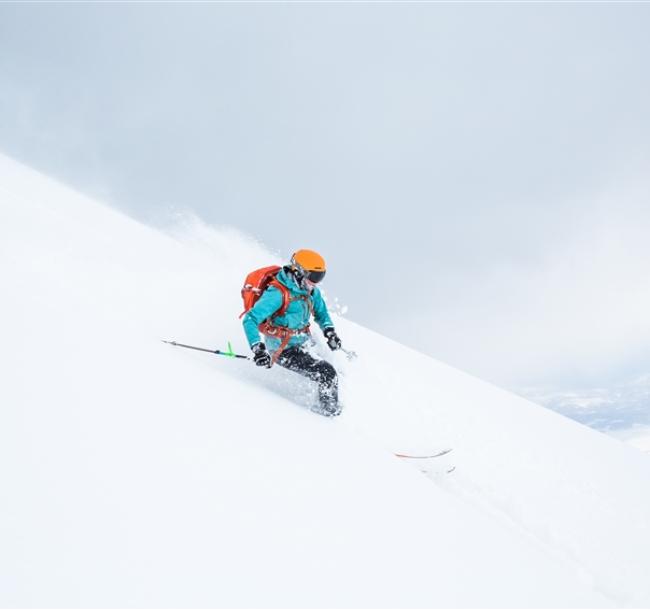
[270,283,315,319]
[258,321,312,363]
[258,285,315,360]
[268,280,292,318]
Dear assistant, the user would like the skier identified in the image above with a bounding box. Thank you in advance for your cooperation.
[241,249,343,416]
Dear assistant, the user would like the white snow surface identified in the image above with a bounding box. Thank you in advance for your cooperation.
[1,153,650,608]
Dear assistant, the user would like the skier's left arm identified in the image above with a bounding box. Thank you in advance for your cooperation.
[312,288,342,351]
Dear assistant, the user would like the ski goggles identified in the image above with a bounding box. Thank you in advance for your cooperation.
[305,269,326,284]
[292,259,326,284]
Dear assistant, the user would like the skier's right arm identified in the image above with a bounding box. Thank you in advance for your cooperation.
[242,286,284,348]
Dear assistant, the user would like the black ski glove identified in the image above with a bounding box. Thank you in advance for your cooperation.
[252,342,272,368]
[323,327,342,351]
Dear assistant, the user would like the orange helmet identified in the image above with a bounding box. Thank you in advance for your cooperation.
[290,249,326,284]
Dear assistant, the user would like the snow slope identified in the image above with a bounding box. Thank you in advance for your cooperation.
[1,153,649,608]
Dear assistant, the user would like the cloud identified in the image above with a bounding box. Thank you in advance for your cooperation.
[384,175,650,390]
[2,2,650,398]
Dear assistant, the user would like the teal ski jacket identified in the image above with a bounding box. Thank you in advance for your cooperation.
[242,267,334,352]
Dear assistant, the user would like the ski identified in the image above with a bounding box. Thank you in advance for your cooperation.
[394,448,453,459]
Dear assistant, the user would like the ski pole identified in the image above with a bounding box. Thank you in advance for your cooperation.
[162,340,250,360]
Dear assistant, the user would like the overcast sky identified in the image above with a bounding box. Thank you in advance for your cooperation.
[1,2,649,393]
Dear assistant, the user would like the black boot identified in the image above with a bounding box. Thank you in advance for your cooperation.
[316,370,340,416]
[312,397,342,417]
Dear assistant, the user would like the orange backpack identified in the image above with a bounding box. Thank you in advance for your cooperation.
[239,265,291,320]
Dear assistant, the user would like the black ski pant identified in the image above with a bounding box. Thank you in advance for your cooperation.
[277,345,338,406]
